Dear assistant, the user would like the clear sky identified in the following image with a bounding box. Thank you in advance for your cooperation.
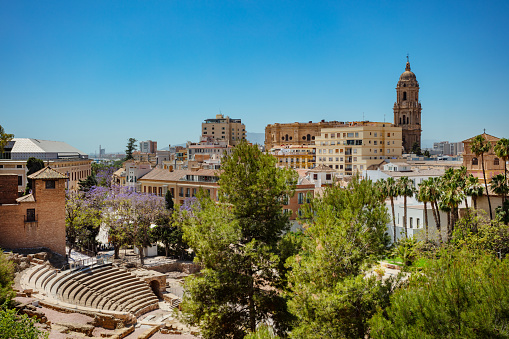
[1,1,509,155]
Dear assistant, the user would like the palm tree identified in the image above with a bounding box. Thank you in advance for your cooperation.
[491,174,509,202]
[428,177,442,243]
[397,176,415,239]
[440,178,465,242]
[417,179,431,241]
[0,125,14,159]
[378,177,400,242]
[470,134,492,220]
[494,138,509,203]
[465,174,484,210]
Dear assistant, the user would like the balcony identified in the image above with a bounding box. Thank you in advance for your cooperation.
[24,215,38,227]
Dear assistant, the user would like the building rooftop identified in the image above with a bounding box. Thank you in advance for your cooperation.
[28,166,69,180]
[9,138,88,159]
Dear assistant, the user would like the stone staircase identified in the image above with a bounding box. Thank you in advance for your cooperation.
[22,263,159,317]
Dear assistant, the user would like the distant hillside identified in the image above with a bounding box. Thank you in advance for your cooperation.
[247,132,265,145]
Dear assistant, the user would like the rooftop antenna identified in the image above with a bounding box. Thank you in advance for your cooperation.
[362,112,365,121]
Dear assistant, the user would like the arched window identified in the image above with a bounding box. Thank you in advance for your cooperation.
[402,115,406,124]
[285,134,289,141]
[403,92,407,100]
[472,157,478,165]
[307,134,311,141]
[399,117,402,124]
[407,116,410,124]
[494,158,500,166]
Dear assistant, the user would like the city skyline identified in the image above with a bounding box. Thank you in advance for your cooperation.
[1,1,509,154]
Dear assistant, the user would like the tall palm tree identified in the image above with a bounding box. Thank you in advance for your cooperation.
[494,138,509,203]
[417,179,431,242]
[379,177,400,242]
[425,176,443,243]
[397,176,415,239]
[0,125,14,159]
[440,178,465,241]
[471,134,492,220]
[465,174,484,210]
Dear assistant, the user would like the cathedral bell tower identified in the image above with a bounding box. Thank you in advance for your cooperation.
[394,58,422,153]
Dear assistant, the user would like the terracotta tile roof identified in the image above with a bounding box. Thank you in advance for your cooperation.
[381,168,445,177]
[27,166,68,180]
[16,194,35,203]
[138,168,190,182]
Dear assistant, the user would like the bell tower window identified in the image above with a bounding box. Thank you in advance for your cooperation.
[403,92,407,101]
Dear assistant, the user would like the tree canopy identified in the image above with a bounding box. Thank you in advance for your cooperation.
[180,141,297,338]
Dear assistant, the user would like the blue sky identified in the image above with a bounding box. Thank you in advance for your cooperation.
[1,1,508,155]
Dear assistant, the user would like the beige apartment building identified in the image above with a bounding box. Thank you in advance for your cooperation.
[201,114,246,146]
[269,145,315,169]
[315,122,402,176]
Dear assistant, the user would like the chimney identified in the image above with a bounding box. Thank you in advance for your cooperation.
[168,165,173,172]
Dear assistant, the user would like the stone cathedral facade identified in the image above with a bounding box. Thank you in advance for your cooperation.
[393,59,422,153]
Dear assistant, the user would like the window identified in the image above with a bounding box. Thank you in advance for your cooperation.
[417,218,420,228]
[17,165,22,168]
[355,132,359,137]
[26,209,36,222]
[347,133,354,137]
[179,187,184,197]
[374,140,378,145]
[495,158,500,166]
[472,157,478,165]
[45,180,55,189]
[298,193,304,204]
[403,92,407,100]
[18,176,22,186]
[313,174,318,180]
[410,217,413,228]
[326,174,332,180]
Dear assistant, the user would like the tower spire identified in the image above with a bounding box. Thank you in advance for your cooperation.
[406,54,411,71]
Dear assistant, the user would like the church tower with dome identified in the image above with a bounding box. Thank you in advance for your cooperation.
[394,58,422,153]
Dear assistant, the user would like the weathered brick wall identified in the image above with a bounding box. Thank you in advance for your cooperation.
[0,174,19,204]
[0,178,66,256]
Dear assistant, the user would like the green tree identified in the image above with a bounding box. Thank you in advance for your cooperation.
[470,134,493,219]
[411,142,422,156]
[286,176,393,338]
[491,173,509,203]
[397,176,415,239]
[25,157,45,192]
[370,249,509,338]
[153,209,189,259]
[125,138,137,161]
[0,251,14,305]
[0,303,49,339]
[417,179,432,241]
[494,138,509,202]
[0,125,14,159]
[378,177,399,242]
[424,149,431,158]
[78,174,98,192]
[180,141,297,338]
[464,174,483,210]
[165,190,174,210]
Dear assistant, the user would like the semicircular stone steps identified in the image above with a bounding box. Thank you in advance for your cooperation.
[23,263,159,317]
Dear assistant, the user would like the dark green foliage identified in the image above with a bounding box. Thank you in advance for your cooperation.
[0,251,14,305]
[411,142,422,156]
[0,302,48,339]
[25,157,44,191]
[26,157,44,176]
[287,176,394,338]
[370,249,509,338]
[180,141,297,338]
[125,138,137,161]
[153,210,189,259]
[78,175,98,192]
[452,209,509,257]
[424,150,431,158]
[165,190,174,210]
